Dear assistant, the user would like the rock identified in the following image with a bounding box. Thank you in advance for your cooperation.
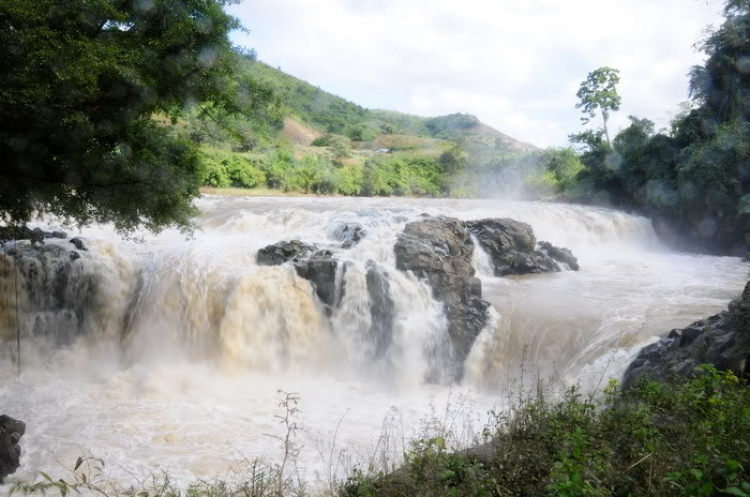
[2,243,99,344]
[257,240,315,266]
[30,227,46,244]
[330,223,367,249]
[622,281,750,390]
[394,216,489,373]
[468,219,577,276]
[365,261,395,358]
[69,237,87,251]
[537,241,580,271]
[51,231,67,239]
[294,250,345,316]
[0,225,33,243]
[0,415,25,482]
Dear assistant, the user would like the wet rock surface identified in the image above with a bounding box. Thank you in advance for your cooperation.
[394,216,489,370]
[468,219,579,276]
[365,260,395,358]
[0,225,68,245]
[256,240,316,266]
[623,281,750,389]
[1,242,95,344]
[293,250,345,316]
[0,415,25,482]
[537,241,580,271]
[330,223,367,249]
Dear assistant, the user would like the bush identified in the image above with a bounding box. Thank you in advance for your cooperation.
[345,366,750,497]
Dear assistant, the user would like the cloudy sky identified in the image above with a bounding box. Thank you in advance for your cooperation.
[228,0,724,148]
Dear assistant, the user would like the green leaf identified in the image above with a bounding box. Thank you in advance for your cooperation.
[721,487,748,497]
[74,456,83,471]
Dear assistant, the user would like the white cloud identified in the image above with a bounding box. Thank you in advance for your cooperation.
[229,0,724,147]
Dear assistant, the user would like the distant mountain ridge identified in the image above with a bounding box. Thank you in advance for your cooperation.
[245,60,537,157]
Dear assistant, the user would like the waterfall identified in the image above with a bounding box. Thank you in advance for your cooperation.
[0,196,745,486]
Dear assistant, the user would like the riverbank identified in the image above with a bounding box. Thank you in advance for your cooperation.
[1,196,746,495]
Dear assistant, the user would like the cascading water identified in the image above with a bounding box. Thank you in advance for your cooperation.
[0,196,746,487]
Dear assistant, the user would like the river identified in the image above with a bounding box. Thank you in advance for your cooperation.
[0,196,746,488]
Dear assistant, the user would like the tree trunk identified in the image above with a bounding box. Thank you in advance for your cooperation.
[602,111,611,145]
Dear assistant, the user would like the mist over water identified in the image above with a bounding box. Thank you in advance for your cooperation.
[0,196,746,487]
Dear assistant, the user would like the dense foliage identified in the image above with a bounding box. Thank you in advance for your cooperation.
[0,0,267,232]
[551,3,750,254]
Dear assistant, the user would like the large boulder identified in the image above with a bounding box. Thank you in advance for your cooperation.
[394,216,489,371]
[468,219,579,275]
[622,281,750,390]
[0,415,25,482]
[257,240,316,266]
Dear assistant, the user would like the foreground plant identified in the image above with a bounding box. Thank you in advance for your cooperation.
[344,366,750,497]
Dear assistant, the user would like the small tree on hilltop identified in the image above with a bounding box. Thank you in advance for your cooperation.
[576,67,622,145]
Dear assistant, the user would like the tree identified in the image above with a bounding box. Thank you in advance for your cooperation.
[576,67,621,145]
[0,0,255,233]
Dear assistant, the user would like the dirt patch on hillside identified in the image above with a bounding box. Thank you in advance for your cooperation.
[282,118,323,146]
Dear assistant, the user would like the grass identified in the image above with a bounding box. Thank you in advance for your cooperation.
[7,366,750,497]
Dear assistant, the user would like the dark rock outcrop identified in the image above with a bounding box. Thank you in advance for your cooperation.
[365,261,395,358]
[0,415,25,482]
[1,242,95,343]
[394,216,489,369]
[293,250,345,316]
[623,281,750,390]
[537,241,580,271]
[0,226,68,246]
[468,219,579,275]
[330,223,367,249]
[256,240,316,266]
[69,237,87,251]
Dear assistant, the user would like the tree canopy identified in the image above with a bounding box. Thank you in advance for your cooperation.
[575,67,621,145]
[557,3,750,254]
[0,0,253,232]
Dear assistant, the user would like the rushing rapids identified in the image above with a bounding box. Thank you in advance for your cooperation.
[0,196,747,486]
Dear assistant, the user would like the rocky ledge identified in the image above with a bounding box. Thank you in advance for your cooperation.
[468,218,579,275]
[394,216,578,376]
[258,217,578,381]
[394,216,488,374]
[623,281,750,389]
[0,415,25,482]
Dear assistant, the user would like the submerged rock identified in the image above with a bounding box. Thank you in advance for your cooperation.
[468,219,579,275]
[0,415,25,482]
[330,223,367,249]
[69,237,87,251]
[394,216,489,372]
[623,281,750,389]
[256,240,316,266]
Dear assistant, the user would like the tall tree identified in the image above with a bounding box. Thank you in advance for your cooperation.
[0,0,256,232]
[576,67,622,145]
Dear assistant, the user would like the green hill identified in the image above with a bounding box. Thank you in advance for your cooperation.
[179,55,540,197]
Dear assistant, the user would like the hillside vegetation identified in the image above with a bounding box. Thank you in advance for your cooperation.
[176,55,541,198]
